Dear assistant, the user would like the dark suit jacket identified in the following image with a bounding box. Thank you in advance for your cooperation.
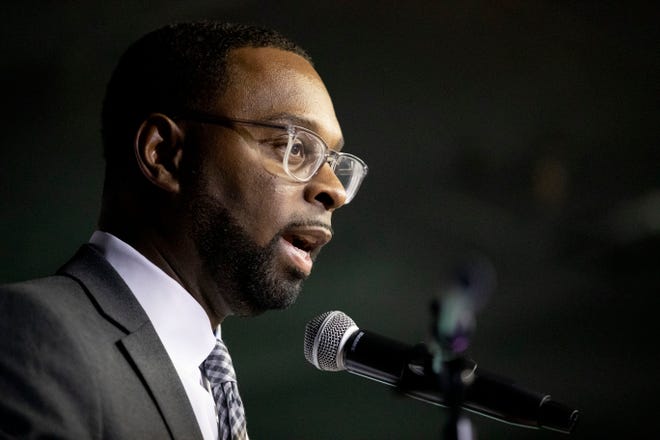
[0,244,204,439]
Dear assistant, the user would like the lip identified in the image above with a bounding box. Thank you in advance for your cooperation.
[282,224,332,249]
[279,225,333,274]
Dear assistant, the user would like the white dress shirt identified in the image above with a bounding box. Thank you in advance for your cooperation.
[89,231,219,440]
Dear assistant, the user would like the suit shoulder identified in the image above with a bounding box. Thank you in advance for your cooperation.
[1,275,84,295]
[0,275,93,329]
[1,273,89,302]
[0,276,102,437]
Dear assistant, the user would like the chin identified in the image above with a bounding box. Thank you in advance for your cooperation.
[230,273,306,317]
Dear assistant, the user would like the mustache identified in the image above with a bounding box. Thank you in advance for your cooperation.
[277,219,334,237]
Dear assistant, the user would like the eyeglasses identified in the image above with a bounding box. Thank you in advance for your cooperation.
[176,112,368,204]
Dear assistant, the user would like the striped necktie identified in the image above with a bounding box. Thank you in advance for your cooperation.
[200,338,248,440]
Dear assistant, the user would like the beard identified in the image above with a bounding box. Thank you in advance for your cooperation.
[187,192,308,317]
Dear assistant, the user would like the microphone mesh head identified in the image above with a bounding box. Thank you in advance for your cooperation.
[304,311,357,371]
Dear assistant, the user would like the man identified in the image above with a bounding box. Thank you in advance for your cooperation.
[0,21,367,439]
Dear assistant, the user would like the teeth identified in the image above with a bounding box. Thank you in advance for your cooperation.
[292,237,311,252]
[283,234,308,252]
[282,227,331,253]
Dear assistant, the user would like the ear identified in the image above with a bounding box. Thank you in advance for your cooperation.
[134,113,185,193]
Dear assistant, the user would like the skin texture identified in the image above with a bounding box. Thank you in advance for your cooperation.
[102,47,346,328]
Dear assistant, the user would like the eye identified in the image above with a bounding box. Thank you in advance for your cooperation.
[289,140,305,157]
[262,135,291,157]
[287,139,306,165]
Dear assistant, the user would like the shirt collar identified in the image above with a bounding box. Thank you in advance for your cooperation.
[89,231,217,371]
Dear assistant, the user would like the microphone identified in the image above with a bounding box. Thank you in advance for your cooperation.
[304,311,579,434]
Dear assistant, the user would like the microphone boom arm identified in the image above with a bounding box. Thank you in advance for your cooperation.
[343,330,579,434]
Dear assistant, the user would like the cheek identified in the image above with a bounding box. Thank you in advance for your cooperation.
[228,171,302,245]
[193,135,304,245]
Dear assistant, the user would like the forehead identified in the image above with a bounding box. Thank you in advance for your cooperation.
[216,47,343,147]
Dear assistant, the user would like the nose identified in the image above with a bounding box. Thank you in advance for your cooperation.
[304,163,347,211]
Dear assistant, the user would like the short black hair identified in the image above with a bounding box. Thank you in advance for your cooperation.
[101,21,311,168]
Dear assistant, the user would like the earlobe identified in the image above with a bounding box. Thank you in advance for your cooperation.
[134,113,185,193]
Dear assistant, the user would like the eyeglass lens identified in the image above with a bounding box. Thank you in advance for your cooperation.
[285,129,366,203]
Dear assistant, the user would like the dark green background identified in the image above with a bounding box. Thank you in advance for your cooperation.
[1,1,658,438]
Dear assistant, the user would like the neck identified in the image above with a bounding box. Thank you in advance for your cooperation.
[99,211,230,328]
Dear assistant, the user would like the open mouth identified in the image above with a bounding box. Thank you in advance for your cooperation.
[281,226,333,258]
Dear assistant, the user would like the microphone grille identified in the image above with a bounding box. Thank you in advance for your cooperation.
[304,310,357,371]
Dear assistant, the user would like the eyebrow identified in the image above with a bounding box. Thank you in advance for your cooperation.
[262,112,345,151]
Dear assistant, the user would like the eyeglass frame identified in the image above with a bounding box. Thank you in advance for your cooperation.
[173,111,368,203]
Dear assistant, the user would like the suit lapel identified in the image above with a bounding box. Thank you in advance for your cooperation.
[59,244,204,440]
[59,244,147,333]
[120,323,204,440]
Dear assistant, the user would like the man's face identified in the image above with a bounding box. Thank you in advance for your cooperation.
[180,47,346,318]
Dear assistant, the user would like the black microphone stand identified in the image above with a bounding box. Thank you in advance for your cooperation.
[430,299,474,440]
[429,258,496,440]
